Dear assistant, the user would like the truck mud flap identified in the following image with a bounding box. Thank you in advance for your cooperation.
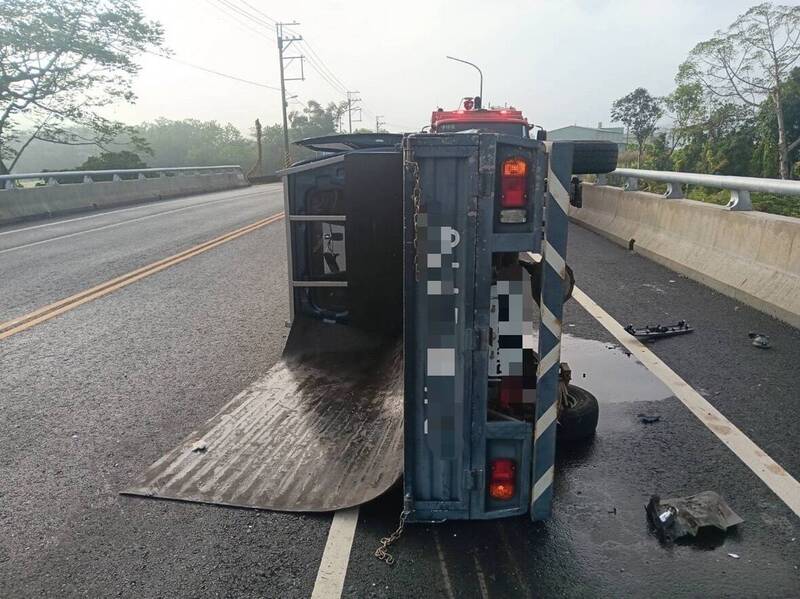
[123,317,403,512]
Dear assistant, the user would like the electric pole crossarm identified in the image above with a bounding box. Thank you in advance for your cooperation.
[277,21,304,167]
[346,90,361,134]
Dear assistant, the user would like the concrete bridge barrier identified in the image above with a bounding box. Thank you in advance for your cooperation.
[0,166,249,226]
[571,183,800,328]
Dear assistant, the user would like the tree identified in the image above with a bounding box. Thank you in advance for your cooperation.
[78,150,147,170]
[611,88,663,167]
[288,100,339,140]
[678,2,800,179]
[138,118,257,169]
[753,66,800,177]
[663,82,708,156]
[0,0,165,174]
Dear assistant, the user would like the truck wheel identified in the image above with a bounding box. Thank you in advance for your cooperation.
[558,384,599,442]
[571,140,618,175]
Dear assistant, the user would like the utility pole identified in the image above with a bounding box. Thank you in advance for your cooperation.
[346,90,361,134]
[277,22,304,167]
[375,115,384,133]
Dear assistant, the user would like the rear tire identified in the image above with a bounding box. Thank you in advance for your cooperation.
[558,384,599,442]
[571,140,618,175]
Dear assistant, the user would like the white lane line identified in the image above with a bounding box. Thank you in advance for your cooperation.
[310,507,359,599]
[0,193,270,256]
[570,284,800,517]
[433,529,456,599]
[471,552,490,599]
[0,187,273,237]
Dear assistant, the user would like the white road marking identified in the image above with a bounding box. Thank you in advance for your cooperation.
[433,529,456,599]
[471,552,490,599]
[0,187,271,237]
[0,192,270,255]
[310,507,359,599]
[570,284,800,517]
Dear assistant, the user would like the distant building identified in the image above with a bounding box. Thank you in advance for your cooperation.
[547,124,627,150]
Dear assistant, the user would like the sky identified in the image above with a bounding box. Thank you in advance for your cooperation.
[109,0,786,134]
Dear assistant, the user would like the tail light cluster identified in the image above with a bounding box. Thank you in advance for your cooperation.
[488,458,517,500]
[499,157,528,223]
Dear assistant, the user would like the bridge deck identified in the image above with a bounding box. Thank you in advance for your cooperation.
[0,185,797,598]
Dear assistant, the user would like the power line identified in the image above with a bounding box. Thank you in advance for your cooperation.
[298,40,349,92]
[145,51,281,91]
[219,1,349,95]
[303,58,347,97]
[202,0,271,40]
[214,0,276,32]
[238,0,278,26]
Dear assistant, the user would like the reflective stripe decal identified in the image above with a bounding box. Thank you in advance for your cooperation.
[532,465,554,502]
[543,240,566,278]
[535,403,557,441]
[531,143,572,522]
[540,304,562,339]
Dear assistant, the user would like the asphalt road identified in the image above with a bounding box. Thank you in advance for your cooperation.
[1,187,798,598]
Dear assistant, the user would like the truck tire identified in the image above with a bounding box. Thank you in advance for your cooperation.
[570,140,618,175]
[558,384,599,442]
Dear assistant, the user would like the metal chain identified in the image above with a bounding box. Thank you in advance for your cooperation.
[374,508,410,565]
[405,157,422,281]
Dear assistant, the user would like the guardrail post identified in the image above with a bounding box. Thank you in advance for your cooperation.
[727,189,753,211]
[664,182,683,199]
[625,176,638,191]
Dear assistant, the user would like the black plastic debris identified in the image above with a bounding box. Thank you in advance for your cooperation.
[625,320,693,341]
[646,491,743,542]
[637,413,661,424]
[748,332,771,349]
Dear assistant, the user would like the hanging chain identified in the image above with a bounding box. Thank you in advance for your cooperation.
[405,157,423,281]
[373,154,418,566]
[374,508,410,565]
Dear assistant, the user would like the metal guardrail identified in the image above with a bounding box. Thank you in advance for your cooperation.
[0,165,244,190]
[597,168,800,211]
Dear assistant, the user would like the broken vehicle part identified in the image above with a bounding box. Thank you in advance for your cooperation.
[625,320,693,341]
[749,332,771,349]
[646,491,744,542]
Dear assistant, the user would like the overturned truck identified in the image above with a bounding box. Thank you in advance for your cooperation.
[126,100,618,523]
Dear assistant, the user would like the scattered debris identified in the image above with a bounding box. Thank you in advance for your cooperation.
[646,491,743,542]
[625,321,694,341]
[637,413,661,424]
[191,441,208,453]
[748,332,771,349]
[728,553,740,559]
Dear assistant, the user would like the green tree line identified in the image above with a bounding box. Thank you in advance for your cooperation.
[1,0,349,176]
[611,3,800,216]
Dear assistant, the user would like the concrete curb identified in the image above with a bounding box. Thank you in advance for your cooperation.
[0,172,249,226]
[571,184,800,329]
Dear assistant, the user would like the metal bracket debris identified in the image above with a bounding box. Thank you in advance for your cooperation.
[625,320,693,341]
[646,491,743,542]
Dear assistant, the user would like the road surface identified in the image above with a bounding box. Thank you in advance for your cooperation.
[1,185,798,598]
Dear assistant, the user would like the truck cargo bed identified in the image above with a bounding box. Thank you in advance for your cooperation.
[124,317,403,512]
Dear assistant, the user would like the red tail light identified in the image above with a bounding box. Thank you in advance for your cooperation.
[488,458,516,500]
[498,377,522,410]
[500,158,528,208]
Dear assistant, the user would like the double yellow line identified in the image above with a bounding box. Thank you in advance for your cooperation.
[0,212,285,341]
